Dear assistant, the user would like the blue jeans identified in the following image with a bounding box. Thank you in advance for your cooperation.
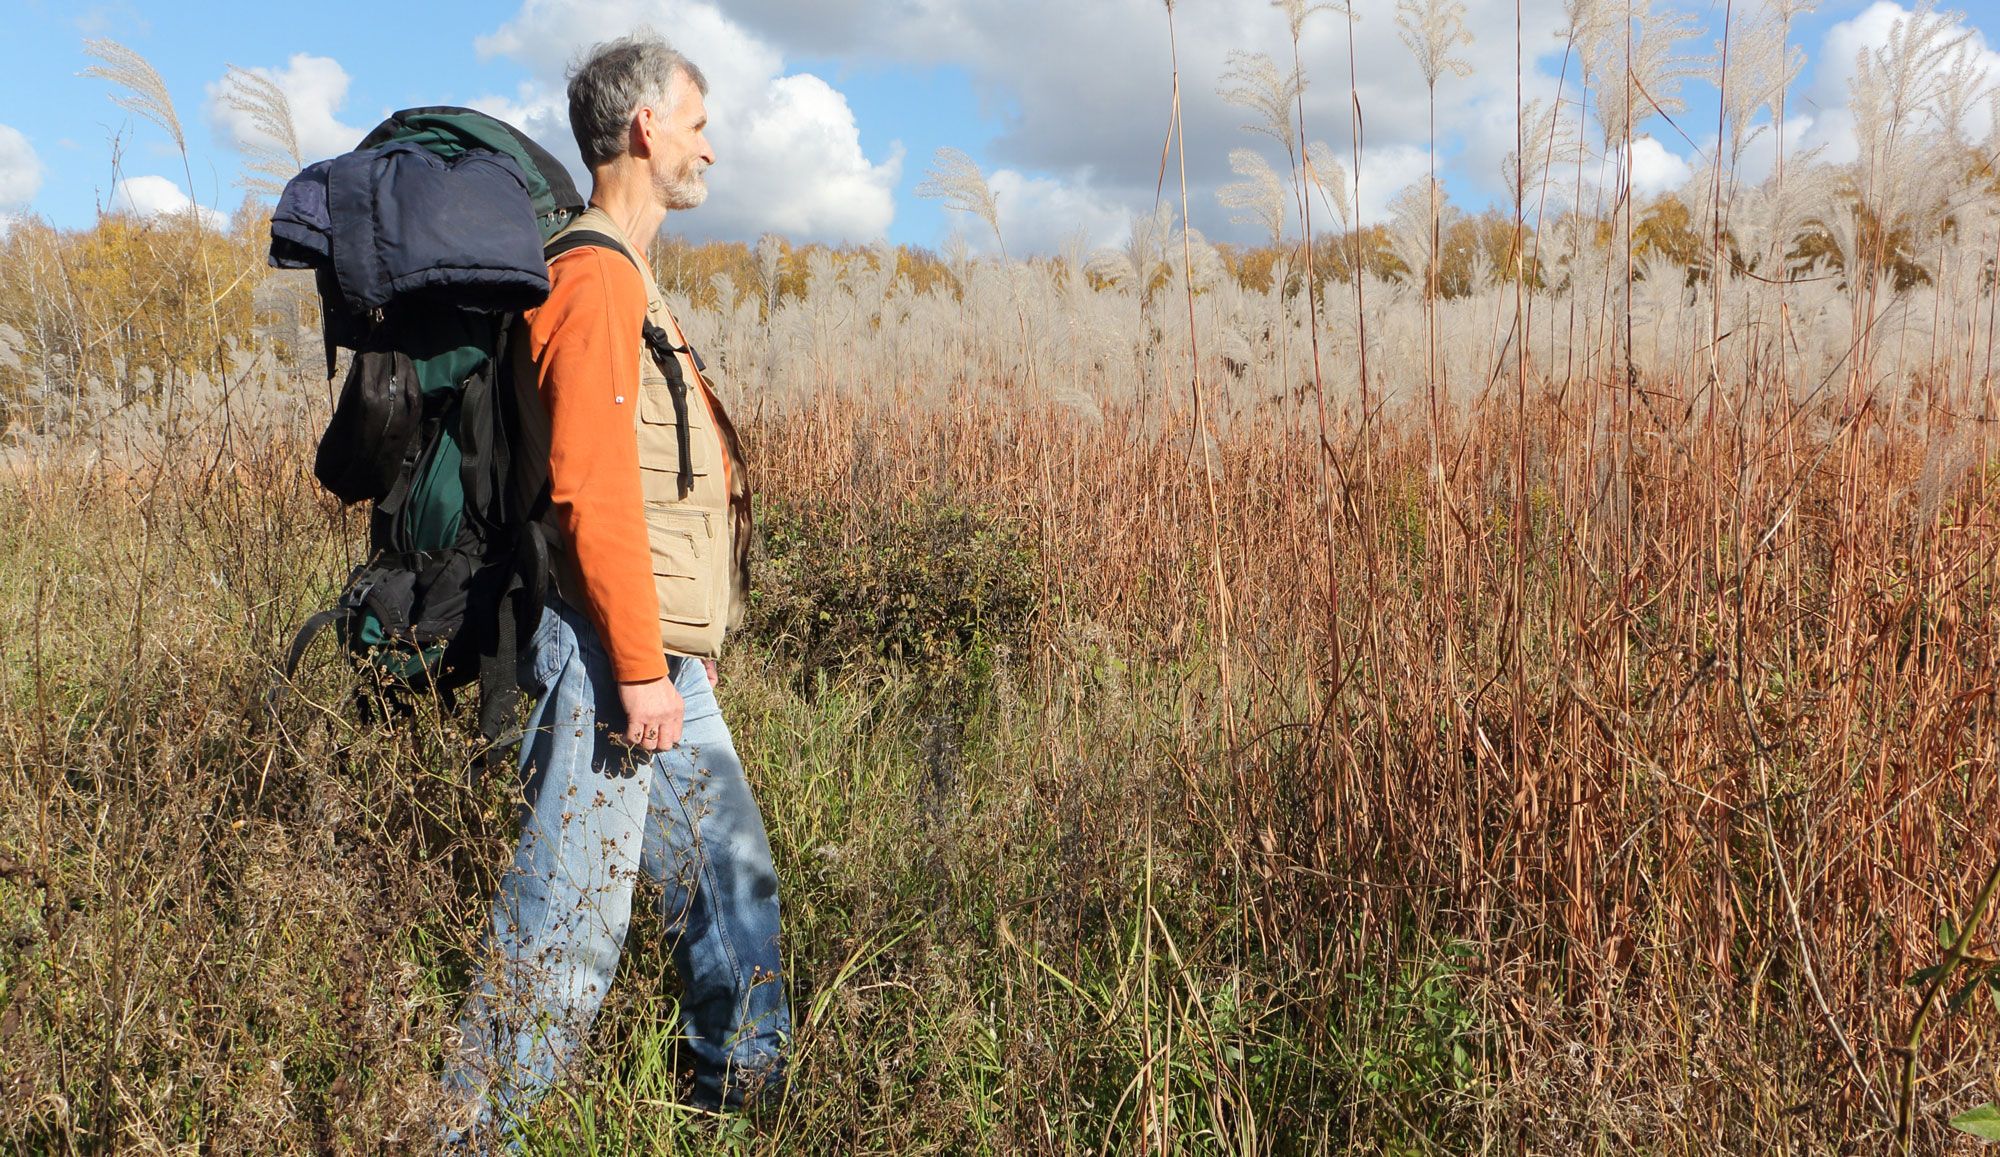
[445,598,789,1136]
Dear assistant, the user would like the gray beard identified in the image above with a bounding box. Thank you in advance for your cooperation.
[657,164,708,211]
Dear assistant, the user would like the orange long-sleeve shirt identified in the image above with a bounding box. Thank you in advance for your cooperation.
[524,246,668,684]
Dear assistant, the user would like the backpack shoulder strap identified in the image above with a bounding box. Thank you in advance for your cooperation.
[543,228,634,266]
[540,228,704,371]
[541,227,698,497]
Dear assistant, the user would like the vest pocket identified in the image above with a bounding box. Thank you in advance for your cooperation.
[648,506,714,626]
[638,377,712,458]
[637,378,712,503]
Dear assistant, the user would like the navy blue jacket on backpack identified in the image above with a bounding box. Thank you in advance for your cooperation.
[271,142,552,317]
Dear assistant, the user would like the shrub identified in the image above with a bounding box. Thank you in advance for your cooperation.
[745,489,1037,699]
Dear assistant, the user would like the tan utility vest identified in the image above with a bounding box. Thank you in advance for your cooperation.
[521,207,753,660]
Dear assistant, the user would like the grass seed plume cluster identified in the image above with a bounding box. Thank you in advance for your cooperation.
[5,0,2000,1152]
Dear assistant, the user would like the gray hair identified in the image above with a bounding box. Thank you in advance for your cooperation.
[567,32,708,169]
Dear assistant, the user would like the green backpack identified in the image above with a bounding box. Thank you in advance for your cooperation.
[280,107,584,746]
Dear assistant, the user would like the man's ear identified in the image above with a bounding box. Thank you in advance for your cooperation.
[628,105,655,159]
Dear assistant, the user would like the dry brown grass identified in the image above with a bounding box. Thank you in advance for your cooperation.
[767,362,2000,1153]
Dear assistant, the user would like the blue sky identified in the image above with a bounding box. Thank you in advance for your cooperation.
[0,0,1994,253]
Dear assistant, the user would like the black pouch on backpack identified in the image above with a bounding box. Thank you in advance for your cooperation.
[315,348,423,504]
[339,548,476,647]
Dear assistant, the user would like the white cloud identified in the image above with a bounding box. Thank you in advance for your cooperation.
[470,0,1738,248]
[206,53,365,166]
[1728,114,1817,189]
[982,168,1129,253]
[475,0,900,244]
[110,176,229,230]
[1351,145,1435,226]
[708,0,1587,244]
[1628,137,1695,199]
[0,124,44,207]
[723,72,900,238]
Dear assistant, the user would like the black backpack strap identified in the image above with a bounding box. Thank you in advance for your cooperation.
[642,321,696,499]
[284,607,353,681]
[265,606,354,726]
[542,228,700,499]
[475,581,521,757]
[542,228,626,264]
[472,541,551,772]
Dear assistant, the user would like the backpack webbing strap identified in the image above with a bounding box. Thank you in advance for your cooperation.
[541,228,623,264]
[457,322,513,533]
[475,583,520,756]
[266,606,354,725]
[472,527,553,760]
[642,321,696,498]
[543,229,699,496]
[284,607,352,681]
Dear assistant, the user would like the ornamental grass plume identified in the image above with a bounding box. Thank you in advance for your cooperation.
[221,66,305,198]
[1576,0,1704,150]
[1217,50,1301,163]
[915,146,1005,256]
[1394,0,1474,89]
[1218,148,1288,246]
[81,38,184,154]
[1303,140,1350,230]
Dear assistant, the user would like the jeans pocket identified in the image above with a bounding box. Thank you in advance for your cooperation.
[674,657,723,725]
[528,608,569,691]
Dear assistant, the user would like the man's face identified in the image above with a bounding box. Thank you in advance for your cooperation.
[648,73,713,212]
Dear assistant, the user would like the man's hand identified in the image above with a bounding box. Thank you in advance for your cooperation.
[703,658,719,686]
[618,676,685,752]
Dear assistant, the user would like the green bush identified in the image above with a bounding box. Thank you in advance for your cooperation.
[745,489,1037,696]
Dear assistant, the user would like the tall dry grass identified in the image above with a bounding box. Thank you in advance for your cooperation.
[2,337,1998,1152]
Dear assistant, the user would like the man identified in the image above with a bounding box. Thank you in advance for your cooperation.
[445,32,787,1139]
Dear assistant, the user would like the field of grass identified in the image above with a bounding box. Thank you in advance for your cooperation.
[1,363,1998,1153]
[4,3,2000,1150]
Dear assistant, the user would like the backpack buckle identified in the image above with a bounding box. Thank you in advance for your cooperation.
[338,573,378,618]
[340,563,418,641]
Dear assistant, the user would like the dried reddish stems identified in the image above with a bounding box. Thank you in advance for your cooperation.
[755,360,2000,1137]
[0,353,1993,1150]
